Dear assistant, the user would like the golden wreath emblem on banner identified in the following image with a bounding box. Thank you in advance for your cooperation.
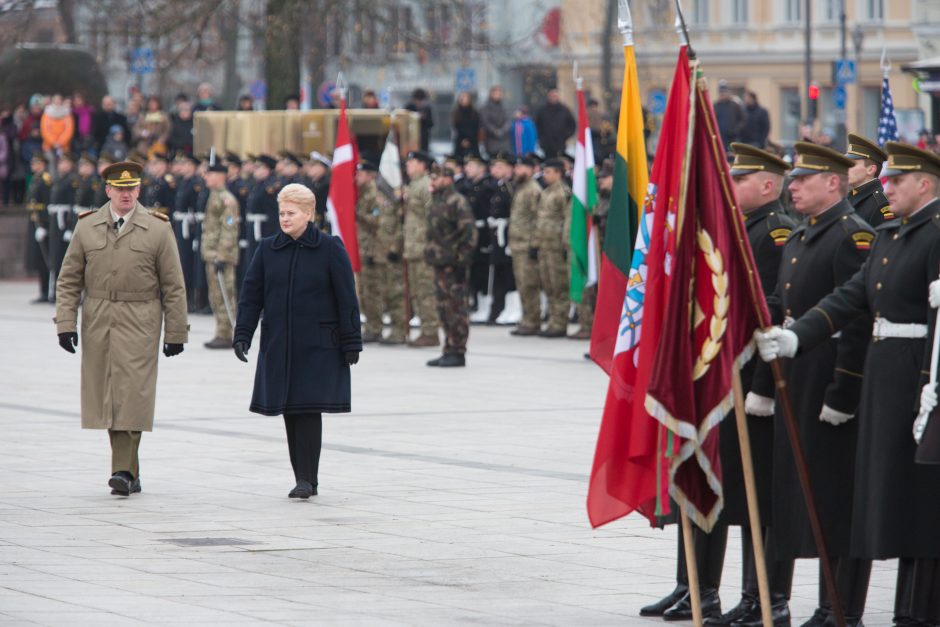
[693,228,729,381]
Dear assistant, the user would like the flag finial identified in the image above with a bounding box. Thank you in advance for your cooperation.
[335,71,348,102]
[618,0,634,46]
[574,60,583,90]
[880,46,891,78]
[675,0,694,57]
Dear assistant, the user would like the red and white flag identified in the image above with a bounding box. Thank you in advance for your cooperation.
[327,98,361,271]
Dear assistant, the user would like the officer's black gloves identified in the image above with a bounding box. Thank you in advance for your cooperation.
[365,256,375,267]
[58,332,78,354]
[528,247,539,261]
[214,260,226,273]
[233,341,249,362]
[163,343,184,357]
[387,252,401,263]
[345,351,359,366]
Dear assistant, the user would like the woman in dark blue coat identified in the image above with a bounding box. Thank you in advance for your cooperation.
[233,183,362,499]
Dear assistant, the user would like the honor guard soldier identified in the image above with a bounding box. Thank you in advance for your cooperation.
[172,153,201,311]
[54,161,188,496]
[486,152,516,324]
[278,151,302,185]
[535,158,572,337]
[93,153,115,209]
[845,133,894,226]
[245,154,280,263]
[201,162,240,348]
[75,154,102,216]
[403,150,440,347]
[509,154,544,336]
[48,151,81,292]
[461,153,494,313]
[751,141,875,626]
[25,153,53,303]
[224,152,252,287]
[424,165,478,367]
[372,164,408,345]
[142,152,176,217]
[191,156,212,312]
[302,151,331,231]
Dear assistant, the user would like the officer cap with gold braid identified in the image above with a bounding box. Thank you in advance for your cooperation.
[882,141,940,179]
[845,133,887,165]
[789,141,856,177]
[729,142,791,177]
[101,161,143,188]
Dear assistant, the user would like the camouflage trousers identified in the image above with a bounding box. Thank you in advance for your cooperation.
[511,251,541,329]
[538,248,569,333]
[406,258,439,336]
[360,260,407,341]
[433,266,470,355]
[577,284,596,333]
[206,261,236,340]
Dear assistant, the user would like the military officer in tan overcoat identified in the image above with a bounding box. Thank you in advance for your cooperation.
[54,161,189,496]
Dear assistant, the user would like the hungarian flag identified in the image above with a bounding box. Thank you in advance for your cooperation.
[327,98,361,271]
[643,62,770,531]
[587,47,694,528]
[569,85,598,304]
[589,41,649,373]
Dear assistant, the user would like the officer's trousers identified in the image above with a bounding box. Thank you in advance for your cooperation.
[206,261,236,340]
[108,430,142,478]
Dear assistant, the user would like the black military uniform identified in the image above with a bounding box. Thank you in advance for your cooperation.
[462,154,494,311]
[225,153,252,288]
[192,167,211,312]
[245,154,280,264]
[47,153,80,287]
[142,157,176,218]
[787,143,940,625]
[24,156,53,302]
[487,153,516,323]
[845,133,894,227]
[303,151,331,232]
[75,155,102,214]
[93,154,115,209]
[172,154,202,311]
[767,142,875,626]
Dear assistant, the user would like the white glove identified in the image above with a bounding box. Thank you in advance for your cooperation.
[34,226,47,242]
[62,229,72,242]
[753,327,798,362]
[921,383,938,416]
[744,392,775,416]
[930,280,940,309]
[819,404,854,425]
[239,239,248,249]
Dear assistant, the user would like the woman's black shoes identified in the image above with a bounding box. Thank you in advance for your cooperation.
[288,480,317,499]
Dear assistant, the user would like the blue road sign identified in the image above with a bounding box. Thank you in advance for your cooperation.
[130,47,154,75]
[834,59,856,85]
[455,68,476,92]
[650,90,667,115]
[379,87,391,109]
[317,81,336,107]
[249,79,267,101]
[833,84,847,110]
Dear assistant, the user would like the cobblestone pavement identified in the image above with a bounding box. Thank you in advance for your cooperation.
[0,280,896,625]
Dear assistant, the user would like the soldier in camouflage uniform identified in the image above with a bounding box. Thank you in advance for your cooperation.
[403,150,440,347]
[508,155,543,335]
[25,153,53,303]
[424,166,478,367]
[355,161,381,342]
[535,159,571,337]
[569,161,613,340]
[201,163,240,348]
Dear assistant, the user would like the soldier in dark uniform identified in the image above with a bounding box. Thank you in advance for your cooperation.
[47,152,80,293]
[25,153,53,303]
[94,153,115,209]
[751,142,875,627]
[191,158,211,313]
[461,154,493,313]
[245,154,281,264]
[845,133,894,227]
[486,152,516,324]
[278,151,302,185]
[74,154,101,216]
[172,153,201,312]
[760,142,940,627]
[143,152,176,217]
[302,151,331,232]
[424,165,478,368]
[225,152,252,289]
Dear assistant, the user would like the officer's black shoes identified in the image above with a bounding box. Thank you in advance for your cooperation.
[639,585,689,617]
[662,588,721,621]
[111,477,141,496]
[203,337,233,349]
[361,332,381,343]
[538,328,566,338]
[799,608,830,627]
[427,354,466,368]
[379,336,406,345]
[510,326,539,336]
[288,480,316,499]
[706,594,758,625]
[108,471,135,496]
[732,594,791,627]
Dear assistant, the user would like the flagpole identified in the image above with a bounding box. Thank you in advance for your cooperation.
[731,369,774,627]
[679,510,704,627]
[685,23,846,626]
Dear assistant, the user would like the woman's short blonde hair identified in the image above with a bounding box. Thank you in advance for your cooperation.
[277,183,316,218]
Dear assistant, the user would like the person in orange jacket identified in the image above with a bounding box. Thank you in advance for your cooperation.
[40,94,74,155]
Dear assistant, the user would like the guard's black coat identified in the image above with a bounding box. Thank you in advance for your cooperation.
[849,178,894,227]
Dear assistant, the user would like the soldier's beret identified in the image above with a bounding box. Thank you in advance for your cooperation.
[357,161,378,172]
[790,141,855,176]
[279,151,303,167]
[730,142,792,177]
[407,150,435,166]
[516,155,538,167]
[525,152,543,165]
[491,151,514,165]
[224,152,242,167]
[463,152,488,166]
[542,158,566,172]
[176,152,200,166]
[431,164,456,178]
[102,161,144,188]
[255,154,277,169]
[882,141,940,179]
[845,133,887,165]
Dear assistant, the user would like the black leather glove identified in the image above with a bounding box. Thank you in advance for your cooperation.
[562,249,568,262]
[58,332,78,353]
[528,247,539,261]
[233,341,249,362]
[591,213,603,226]
[365,256,375,267]
[345,351,360,366]
[214,260,226,273]
[387,251,401,263]
[163,343,184,357]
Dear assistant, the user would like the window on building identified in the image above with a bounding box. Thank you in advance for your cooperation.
[784,0,803,23]
[819,0,839,22]
[731,0,748,24]
[690,0,709,25]
[861,85,881,138]
[460,2,488,51]
[780,87,802,141]
[863,0,884,21]
[386,4,414,54]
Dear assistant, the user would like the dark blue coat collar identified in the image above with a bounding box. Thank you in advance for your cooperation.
[271,223,322,250]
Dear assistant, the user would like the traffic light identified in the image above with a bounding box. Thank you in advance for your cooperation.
[808,83,819,122]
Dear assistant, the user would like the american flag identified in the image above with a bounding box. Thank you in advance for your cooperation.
[877,76,898,146]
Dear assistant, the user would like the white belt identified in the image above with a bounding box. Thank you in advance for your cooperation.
[48,204,71,230]
[873,318,928,339]
[172,211,194,239]
[246,214,268,241]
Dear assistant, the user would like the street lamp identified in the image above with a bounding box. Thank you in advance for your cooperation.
[853,24,865,135]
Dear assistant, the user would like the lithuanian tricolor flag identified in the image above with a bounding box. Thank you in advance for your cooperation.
[589,41,649,374]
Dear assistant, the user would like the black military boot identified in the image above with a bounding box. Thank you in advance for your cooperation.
[436,353,466,368]
[893,558,916,627]
[663,588,722,621]
[711,538,758,625]
[640,585,688,617]
[825,558,872,627]
[733,593,792,627]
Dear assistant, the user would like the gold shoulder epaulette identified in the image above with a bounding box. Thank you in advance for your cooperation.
[78,210,95,220]
[148,209,170,222]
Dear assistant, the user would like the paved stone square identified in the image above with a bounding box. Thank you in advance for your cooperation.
[0,280,897,625]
